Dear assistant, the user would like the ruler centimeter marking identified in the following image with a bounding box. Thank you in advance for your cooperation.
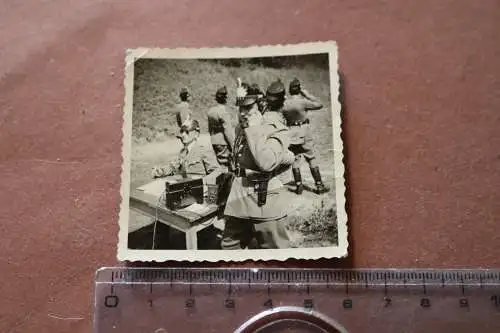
[113,268,491,282]
[94,268,500,333]
[95,268,500,301]
[96,268,500,291]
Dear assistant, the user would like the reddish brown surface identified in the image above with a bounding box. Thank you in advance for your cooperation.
[1,1,499,332]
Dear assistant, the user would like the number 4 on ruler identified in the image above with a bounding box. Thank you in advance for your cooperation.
[491,295,500,307]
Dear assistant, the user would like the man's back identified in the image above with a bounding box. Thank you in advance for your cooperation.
[207,104,225,134]
[175,101,192,127]
[207,104,235,147]
[282,94,322,124]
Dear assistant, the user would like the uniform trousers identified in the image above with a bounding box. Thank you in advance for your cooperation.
[287,123,318,168]
[221,216,291,249]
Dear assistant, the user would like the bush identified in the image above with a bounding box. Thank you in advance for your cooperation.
[287,198,337,244]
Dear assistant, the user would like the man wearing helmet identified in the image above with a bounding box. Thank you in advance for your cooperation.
[283,78,329,195]
[247,83,267,114]
[236,81,267,114]
[207,86,236,172]
[221,79,295,250]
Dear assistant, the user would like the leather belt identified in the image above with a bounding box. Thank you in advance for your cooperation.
[287,119,310,126]
[234,168,276,207]
[234,168,279,179]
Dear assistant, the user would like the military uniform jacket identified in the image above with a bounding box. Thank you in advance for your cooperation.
[153,139,221,184]
[207,104,235,149]
[223,111,295,221]
[282,95,323,124]
[282,95,323,145]
[175,101,192,128]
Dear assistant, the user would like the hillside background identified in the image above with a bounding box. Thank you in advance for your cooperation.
[132,54,333,151]
[129,54,338,248]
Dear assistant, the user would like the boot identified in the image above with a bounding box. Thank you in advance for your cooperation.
[310,166,329,194]
[292,168,304,195]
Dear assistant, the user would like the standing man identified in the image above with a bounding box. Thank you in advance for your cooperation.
[283,78,329,195]
[221,80,295,250]
[248,83,267,114]
[207,86,235,172]
[175,87,192,128]
[236,81,267,114]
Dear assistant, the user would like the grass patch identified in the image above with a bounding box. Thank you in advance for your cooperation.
[287,197,338,248]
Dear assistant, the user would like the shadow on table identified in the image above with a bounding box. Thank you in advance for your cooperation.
[128,223,222,250]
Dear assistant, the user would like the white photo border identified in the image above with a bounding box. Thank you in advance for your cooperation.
[117,41,348,262]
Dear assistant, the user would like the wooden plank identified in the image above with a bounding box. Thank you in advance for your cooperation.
[129,189,220,232]
[185,229,198,250]
[129,191,191,231]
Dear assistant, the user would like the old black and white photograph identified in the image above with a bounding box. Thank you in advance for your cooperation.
[117,42,347,261]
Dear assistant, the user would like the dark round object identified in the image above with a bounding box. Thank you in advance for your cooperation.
[266,80,285,96]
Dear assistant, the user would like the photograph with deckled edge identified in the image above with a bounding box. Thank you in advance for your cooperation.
[117,42,347,262]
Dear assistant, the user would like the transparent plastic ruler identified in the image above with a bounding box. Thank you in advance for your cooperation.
[93,268,500,333]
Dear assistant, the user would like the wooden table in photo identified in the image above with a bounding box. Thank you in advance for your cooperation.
[129,178,220,250]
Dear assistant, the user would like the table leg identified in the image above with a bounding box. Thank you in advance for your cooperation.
[185,229,198,250]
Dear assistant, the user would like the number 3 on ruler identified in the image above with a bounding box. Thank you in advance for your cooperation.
[225,299,235,309]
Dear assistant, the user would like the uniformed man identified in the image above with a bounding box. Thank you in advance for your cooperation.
[207,86,236,172]
[175,87,193,128]
[152,119,219,180]
[283,78,329,195]
[221,80,295,250]
[235,79,249,107]
[248,83,267,114]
